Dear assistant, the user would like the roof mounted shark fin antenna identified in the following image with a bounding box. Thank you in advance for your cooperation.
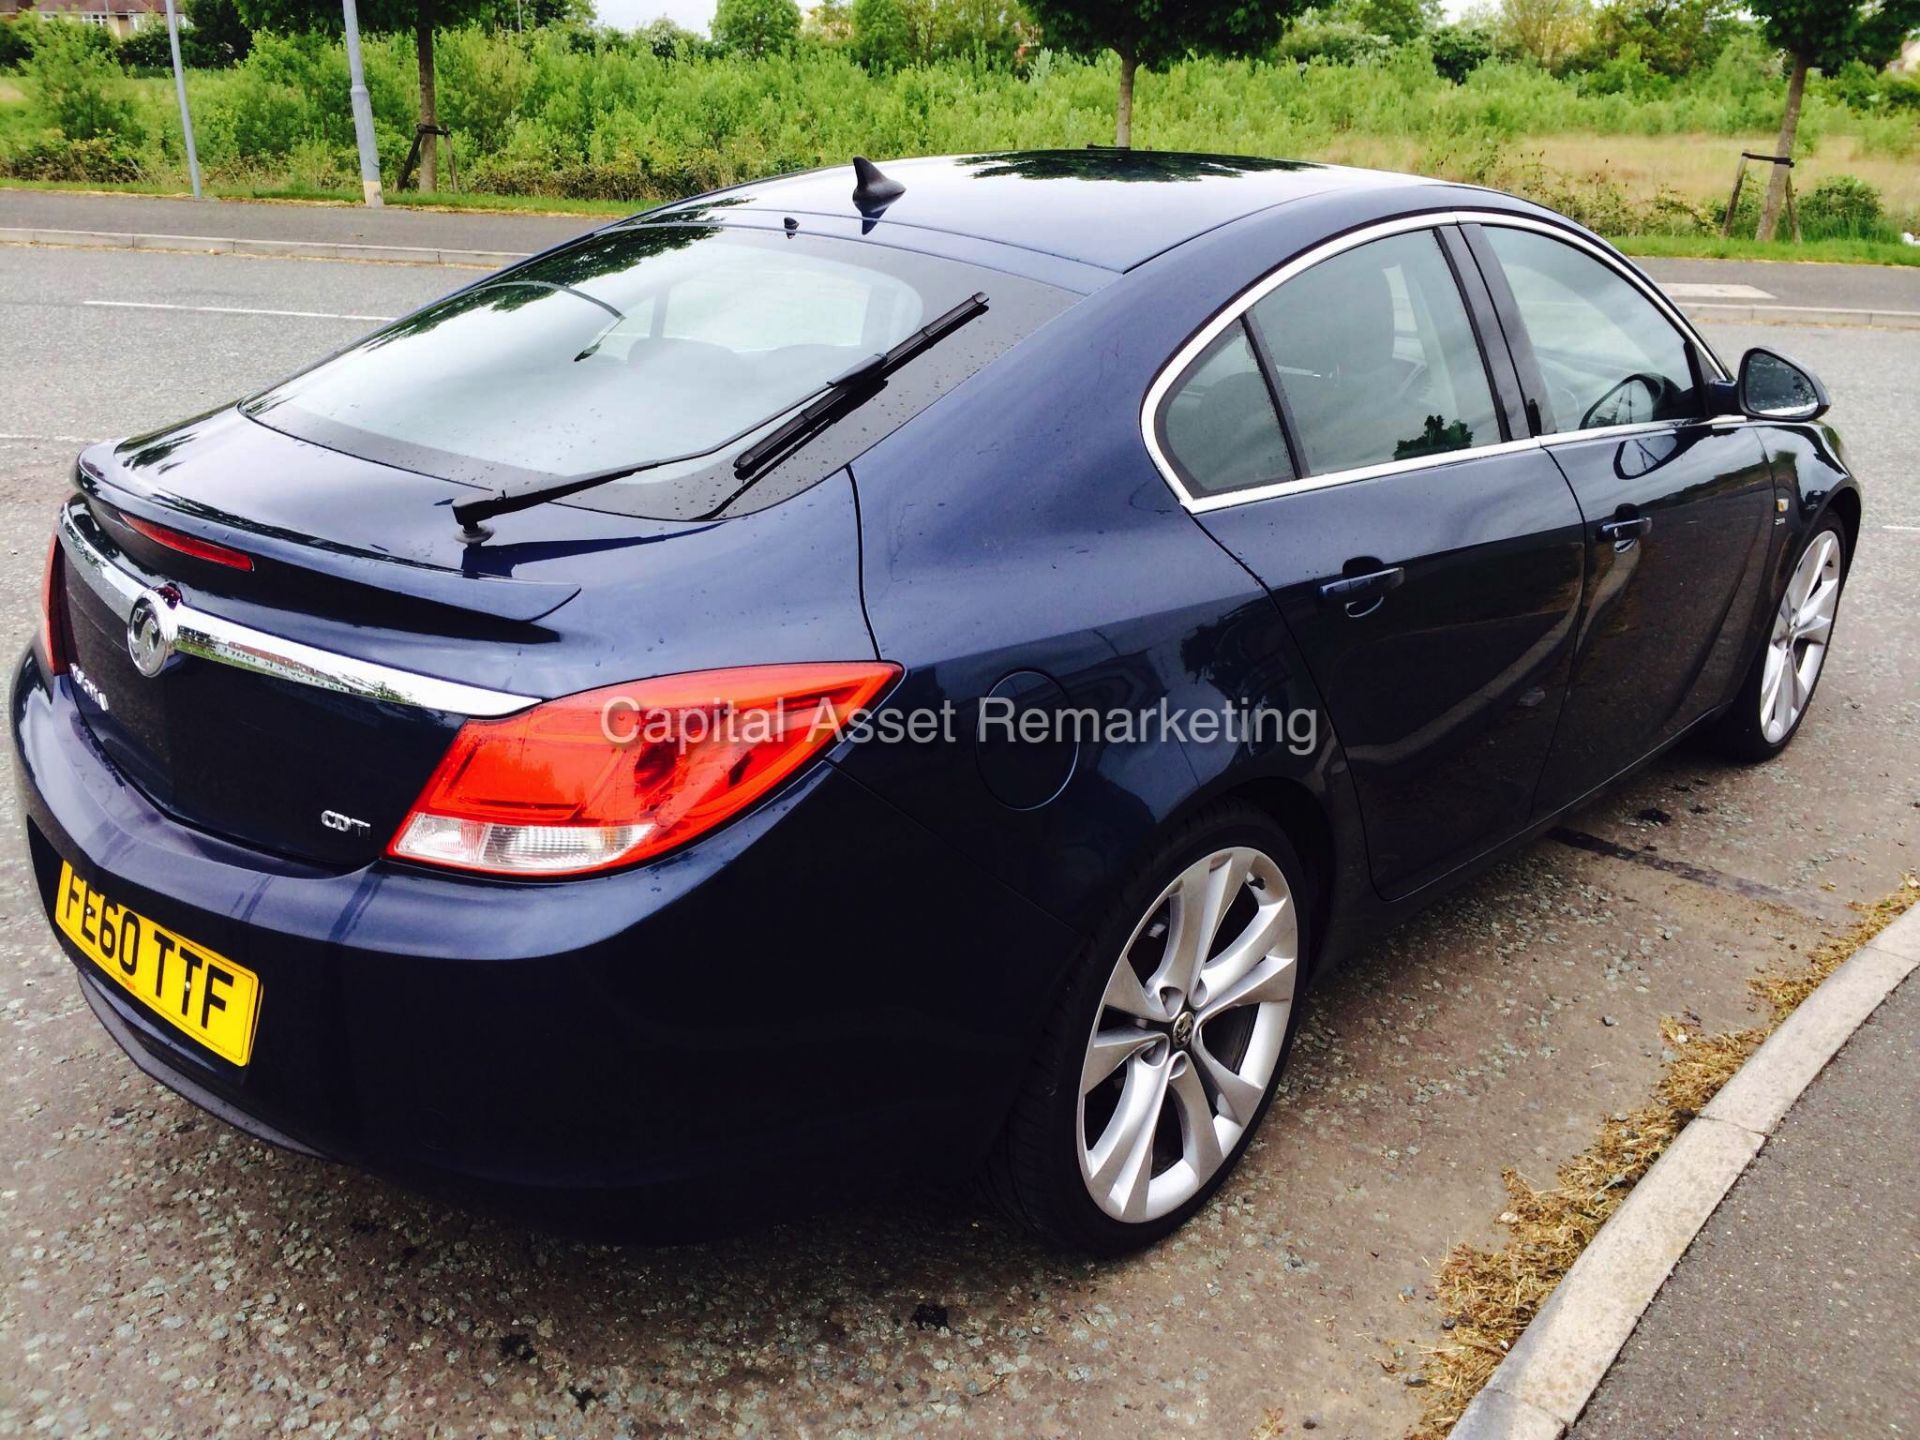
[851,156,906,218]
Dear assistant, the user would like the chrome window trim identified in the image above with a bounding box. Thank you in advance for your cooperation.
[1141,209,1736,515]
[58,504,538,719]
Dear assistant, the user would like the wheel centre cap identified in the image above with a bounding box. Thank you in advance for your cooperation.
[1170,1011,1195,1049]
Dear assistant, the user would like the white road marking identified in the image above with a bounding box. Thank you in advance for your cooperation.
[1884,524,1920,533]
[0,432,103,443]
[84,299,395,322]
[1663,283,1776,300]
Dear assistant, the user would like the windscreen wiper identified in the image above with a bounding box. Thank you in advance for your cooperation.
[728,291,988,485]
[449,292,988,541]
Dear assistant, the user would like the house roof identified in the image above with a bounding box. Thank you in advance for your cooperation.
[33,0,167,13]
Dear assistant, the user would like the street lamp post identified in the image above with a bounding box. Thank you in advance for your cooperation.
[162,0,202,199]
[342,0,385,207]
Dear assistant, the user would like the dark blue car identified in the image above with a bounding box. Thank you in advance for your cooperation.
[16,152,1858,1251]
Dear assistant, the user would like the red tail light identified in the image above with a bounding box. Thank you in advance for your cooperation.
[120,513,255,572]
[389,662,901,877]
[39,534,68,677]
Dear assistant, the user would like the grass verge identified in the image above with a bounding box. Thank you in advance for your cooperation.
[1613,233,1920,269]
[1408,873,1920,1440]
[5,180,1920,266]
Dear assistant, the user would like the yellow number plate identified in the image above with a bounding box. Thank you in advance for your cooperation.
[55,862,261,1067]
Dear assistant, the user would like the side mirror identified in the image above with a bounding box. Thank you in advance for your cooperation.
[1736,348,1830,422]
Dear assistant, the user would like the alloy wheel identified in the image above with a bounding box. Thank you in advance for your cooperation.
[1760,530,1842,745]
[1076,845,1298,1223]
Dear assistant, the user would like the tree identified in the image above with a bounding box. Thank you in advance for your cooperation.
[1333,0,1438,45]
[28,22,143,144]
[803,0,854,45]
[926,0,1033,66]
[635,15,708,57]
[1429,20,1494,81]
[1025,0,1302,145]
[0,20,37,75]
[1748,0,1920,240]
[235,0,494,191]
[848,0,1032,70]
[1589,0,1735,78]
[712,0,801,56]
[181,0,254,66]
[481,0,590,30]
[1492,0,1592,71]
[851,0,915,68]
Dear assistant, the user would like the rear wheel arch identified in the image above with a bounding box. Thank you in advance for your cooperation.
[1163,775,1338,978]
[1226,778,1332,914]
[1822,486,1861,571]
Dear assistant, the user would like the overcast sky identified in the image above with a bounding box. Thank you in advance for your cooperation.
[598,0,713,29]
[593,1,1478,35]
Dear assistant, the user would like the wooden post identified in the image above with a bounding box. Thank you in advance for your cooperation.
[1726,151,1798,242]
[1721,154,1749,239]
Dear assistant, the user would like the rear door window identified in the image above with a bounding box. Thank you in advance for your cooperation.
[1247,229,1502,475]
[1157,322,1295,497]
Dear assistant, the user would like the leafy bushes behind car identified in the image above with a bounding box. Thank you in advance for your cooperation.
[0,19,36,73]
[0,133,144,181]
[1799,175,1886,239]
[27,23,147,147]
[1,22,1913,235]
[1717,174,1894,242]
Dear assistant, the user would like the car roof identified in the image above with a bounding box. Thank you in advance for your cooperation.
[641,151,1430,275]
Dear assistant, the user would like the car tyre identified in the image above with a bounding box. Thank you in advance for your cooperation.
[1709,515,1848,764]
[985,802,1311,1254]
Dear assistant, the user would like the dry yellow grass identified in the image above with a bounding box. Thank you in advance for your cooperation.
[1321,132,1920,220]
[1407,873,1920,1440]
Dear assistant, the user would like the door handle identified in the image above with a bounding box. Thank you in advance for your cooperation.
[1598,516,1653,547]
[1318,565,1405,617]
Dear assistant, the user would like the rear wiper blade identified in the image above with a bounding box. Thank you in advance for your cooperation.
[451,292,988,541]
[728,292,988,485]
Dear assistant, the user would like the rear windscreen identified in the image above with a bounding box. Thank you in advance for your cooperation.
[243,224,1074,520]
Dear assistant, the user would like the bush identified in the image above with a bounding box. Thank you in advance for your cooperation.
[1716,184,1761,238]
[0,134,144,181]
[1799,175,1885,240]
[22,23,1911,220]
[0,19,36,72]
[468,152,659,201]
[1278,20,1395,67]
[28,23,146,147]
[1715,174,1890,242]
[118,24,177,73]
[850,0,914,71]
[1576,43,1671,100]
[712,0,801,58]
[183,0,254,68]
[1429,23,1493,83]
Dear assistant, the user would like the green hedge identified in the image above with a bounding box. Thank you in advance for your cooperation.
[2,24,1915,216]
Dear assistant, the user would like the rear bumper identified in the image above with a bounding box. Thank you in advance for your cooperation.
[13,650,1079,1233]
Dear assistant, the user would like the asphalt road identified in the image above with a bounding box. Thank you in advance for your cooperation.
[5,187,1919,318]
[1,241,1917,1440]
[0,188,598,256]
[1570,972,1920,1440]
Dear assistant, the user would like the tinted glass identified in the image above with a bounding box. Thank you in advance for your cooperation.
[1160,323,1294,497]
[1249,229,1499,475]
[244,225,1072,520]
[1484,227,1701,433]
